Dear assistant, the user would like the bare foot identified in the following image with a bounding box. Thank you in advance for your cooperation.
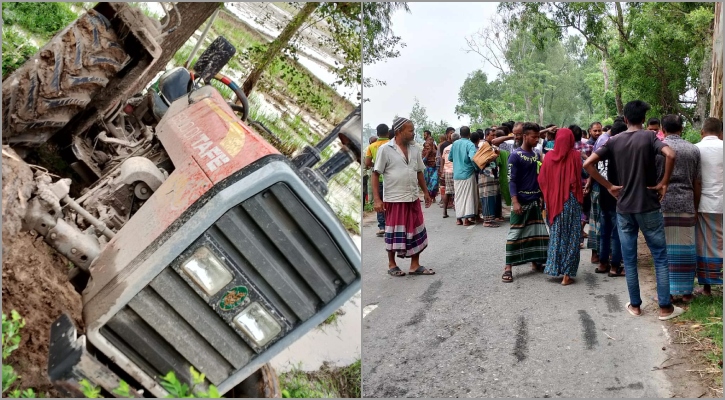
[681,294,694,303]
[561,275,575,285]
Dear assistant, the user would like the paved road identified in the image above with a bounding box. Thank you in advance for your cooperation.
[362,202,675,398]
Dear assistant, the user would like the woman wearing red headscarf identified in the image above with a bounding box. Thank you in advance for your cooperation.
[538,128,584,285]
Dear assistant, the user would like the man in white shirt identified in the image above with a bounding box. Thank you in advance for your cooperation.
[694,117,723,296]
[373,117,435,277]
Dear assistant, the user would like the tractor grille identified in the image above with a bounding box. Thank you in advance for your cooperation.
[101,183,357,387]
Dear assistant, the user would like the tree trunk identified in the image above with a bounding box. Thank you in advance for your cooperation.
[614,3,626,116]
[694,41,713,130]
[242,2,319,96]
[601,59,610,119]
[711,2,723,120]
[142,2,222,87]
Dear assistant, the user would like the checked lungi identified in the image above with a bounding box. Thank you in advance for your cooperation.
[506,201,549,266]
[384,201,428,258]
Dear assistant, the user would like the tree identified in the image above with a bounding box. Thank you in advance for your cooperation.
[142,3,222,89]
[362,2,410,88]
[241,3,319,96]
[711,2,723,120]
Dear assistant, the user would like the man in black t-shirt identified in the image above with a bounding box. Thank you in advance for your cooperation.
[584,100,683,321]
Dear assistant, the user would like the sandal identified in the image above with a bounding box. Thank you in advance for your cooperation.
[595,264,609,273]
[502,270,513,283]
[456,219,463,225]
[387,267,406,277]
[409,266,435,275]
[442,214,449,218]
[608,265,625,277]
[483,222,500,228]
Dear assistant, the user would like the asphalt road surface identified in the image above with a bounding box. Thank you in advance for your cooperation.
[362,202,676,398]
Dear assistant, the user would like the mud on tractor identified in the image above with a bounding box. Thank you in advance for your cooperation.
[2,3,361,397]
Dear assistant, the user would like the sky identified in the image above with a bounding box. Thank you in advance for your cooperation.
[363,2,501,131]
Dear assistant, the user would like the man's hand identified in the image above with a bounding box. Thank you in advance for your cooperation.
[647,183,668,202]
[513,200,523,215]
[374,199,385,213]
[608,185,623,199]
[424,193,432,208]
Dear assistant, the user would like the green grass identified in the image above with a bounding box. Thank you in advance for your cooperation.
[2,2,77,40]
[2,27,37,79]
[279,360,360,398]
[680,286,723,367]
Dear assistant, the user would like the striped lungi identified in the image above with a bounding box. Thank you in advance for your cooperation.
[384,201,428,258]
[587,184,601,251]
[506,201,549,266]
[664,212,697,295]
[479,173,499,220]
[696,212,723,286]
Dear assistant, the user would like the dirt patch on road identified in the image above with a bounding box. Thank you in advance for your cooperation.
[635,237,723,398]
[2,152,84,396]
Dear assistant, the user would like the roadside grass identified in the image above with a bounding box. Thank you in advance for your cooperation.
[679,285,723,367]
[280,360,360,398]
[319,308,345,330]
[1,2,76,40]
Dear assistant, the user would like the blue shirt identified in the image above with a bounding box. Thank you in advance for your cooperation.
[448,138,478,180]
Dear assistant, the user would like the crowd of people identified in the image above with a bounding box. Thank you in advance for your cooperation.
[365,100,723,321]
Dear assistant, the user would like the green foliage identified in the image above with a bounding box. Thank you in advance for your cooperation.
[500,2,716,123]
[682,127,702,144]
[6,388,37,398]
[280,361,361,399]
[112,381,132,398]
[3,366,19,395]
[2,27,38,79]
[2,2,77,39]
[2,311,35,397]
[79,379,102,398]
[160,367,220,398]
[2,311,26,360]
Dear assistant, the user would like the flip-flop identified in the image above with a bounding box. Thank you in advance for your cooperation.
[409,266,435,275]
[483,222,500,228]
[608,265,626,277]
[658,306,684,321]
[625,302,642,317]
[387,267,406,277]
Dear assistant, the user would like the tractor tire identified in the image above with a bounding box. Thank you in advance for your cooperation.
[2,9,128,146]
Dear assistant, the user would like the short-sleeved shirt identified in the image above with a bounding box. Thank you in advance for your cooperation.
[441,146,454,174]
[373,140,425,202]
[448,138,478,180]
[695,136,723,214]
[595,129,669,214]
[508,148,542,205]
[595,133,618,212]
[366,138,390,182]
[655,135,700,214]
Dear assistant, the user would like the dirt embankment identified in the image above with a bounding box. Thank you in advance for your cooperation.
[2,149,84,396]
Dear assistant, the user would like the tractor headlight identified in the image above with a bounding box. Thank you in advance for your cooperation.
[233,302,282,347]
[181,246,233,296]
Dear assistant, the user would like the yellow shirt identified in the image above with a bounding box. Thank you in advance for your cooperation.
[366,138,390,182]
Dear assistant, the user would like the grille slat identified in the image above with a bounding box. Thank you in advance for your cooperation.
[268,184,356,284]
[128,288,233,385]
[242,194,337,302]
[149,269,254,369]
[105,308,195,385]
[216,210,317,321]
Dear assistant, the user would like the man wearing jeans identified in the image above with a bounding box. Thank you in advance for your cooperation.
[594,118,627,277]
[584,100,684,320]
